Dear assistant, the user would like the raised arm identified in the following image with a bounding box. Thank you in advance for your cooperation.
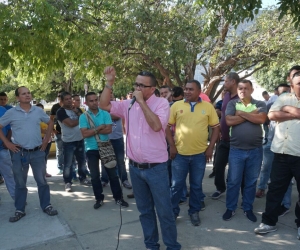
[99,66,115,112]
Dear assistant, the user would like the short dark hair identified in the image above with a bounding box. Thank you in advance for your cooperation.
[15,86,26,96]
[85,91,97,100]
[154,89,160,97]
[226,72,240,84]
[172,86,184,98]
[0,92,7,97]
[262,91,269,96]
[288,65,300,77]
[159,85,171,91]
[72,94,80,98]
[60,91,72,101]
[239,79,253,87]
[138,71,157,87]
[36,103,44,108]
[277,83,290,88]
[186,79,201,89]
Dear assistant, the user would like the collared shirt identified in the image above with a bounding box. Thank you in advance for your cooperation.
[79,108,112,151]
[168,98,219,155]
[0,104,49,149]
[226,98,267,150]
[220,92,238,141]
[109,118,123,140]
[110,94,170,163]
[269,93,300,156]
[0,107,10,150]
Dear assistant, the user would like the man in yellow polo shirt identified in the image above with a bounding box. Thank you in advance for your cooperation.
[166,80,220,226]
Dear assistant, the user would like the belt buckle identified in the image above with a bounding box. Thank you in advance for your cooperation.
[137,164,144,170]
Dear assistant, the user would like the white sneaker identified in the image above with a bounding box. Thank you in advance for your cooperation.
[254,223,277,234]
[65,183,72,192]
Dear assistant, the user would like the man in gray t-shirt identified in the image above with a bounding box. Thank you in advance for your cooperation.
[222,80,267,223]
[0,86,58,222]
[56,92,91,192]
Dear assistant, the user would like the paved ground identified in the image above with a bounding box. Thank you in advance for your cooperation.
[0,156,299,250]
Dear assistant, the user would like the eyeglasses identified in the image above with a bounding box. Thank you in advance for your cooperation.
[292,71,300,79]
[133,83,152,89]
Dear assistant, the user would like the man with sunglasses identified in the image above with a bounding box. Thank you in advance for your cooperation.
[100,67,181,250]
[254,65,300,239]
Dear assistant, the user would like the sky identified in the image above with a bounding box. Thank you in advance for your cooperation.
[261,0,279,8]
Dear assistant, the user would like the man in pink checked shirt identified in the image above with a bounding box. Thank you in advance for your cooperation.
[100,66,181,250]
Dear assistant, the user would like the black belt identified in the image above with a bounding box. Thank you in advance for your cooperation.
[17,146,41,152]
[129,159,160,170]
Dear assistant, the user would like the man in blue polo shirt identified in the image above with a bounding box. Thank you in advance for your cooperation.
[0,86,58,222]
[79,92,128,209]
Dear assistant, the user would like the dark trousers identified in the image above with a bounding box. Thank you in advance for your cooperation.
[214,140,230,192]
[86,150,122,202]
[262,153,300,227]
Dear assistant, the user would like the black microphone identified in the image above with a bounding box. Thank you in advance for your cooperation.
[128,96,136,110]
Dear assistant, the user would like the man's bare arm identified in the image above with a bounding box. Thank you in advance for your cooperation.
[268,111,296,122]
[226,115,246,126]
[99,66,115,112]
[139,101,162,132]
[238,111,267,124]
[0,126,19,152]
[166,126,177,160]
[62,118,79,127]
[80,124,112,138]
[281,105,300,118]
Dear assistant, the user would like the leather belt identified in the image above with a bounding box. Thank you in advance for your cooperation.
[129,159,160,170]
[17,146,41,152]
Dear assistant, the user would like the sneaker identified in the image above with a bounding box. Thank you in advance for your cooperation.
[57,170,63,175]
[122,180,132,189]
[200,201,206,211]
[116,199,129,208]
[43,205,58,216]
[255,189,265,198]
[127,193,135,199]
[190,212,201,226]
[179,200,187,205]
[102,181,109,187]
[222,209,235,221]
[211,190,224,200]
[65,183,72,192]
[278,205,290,217]
[297,227,300,240]
[80,179,92,186]
[244,210,257,222]
[254,223,277,234]
[94,200,104,209]
[208,171,215,178]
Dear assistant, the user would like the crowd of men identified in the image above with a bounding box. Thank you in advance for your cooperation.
[0,65,300,249]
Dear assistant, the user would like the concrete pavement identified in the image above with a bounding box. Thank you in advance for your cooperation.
[0,156,299,250]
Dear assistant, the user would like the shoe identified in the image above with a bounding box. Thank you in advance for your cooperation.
[222,209,235,221]
[122,180,132,189]
[43,205,58,216]
[190,212,201,226]
[278,205,290,217]
[127,193,135,199]
[9,211,26,222]
[116,199,129,208]
[0,176,4,184]
[200,201,206,211]
[80,178,92,186]
[244,210,257,222]
[65,183,72,192]
[208,171,215,178]
[102,181,109,187]
[179,200,187,205]
[45,173,52,177]
[297,227,300,240]
[255,189,265,198]
[57,170,63,175]
[211,190,224,200]
[94,200,104,209]
[254,223,277,234]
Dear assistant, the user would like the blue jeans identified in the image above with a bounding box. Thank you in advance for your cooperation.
[226,146,263,211]
[101,138,128,183]
[258,141,274,190]
[63,140,87,183]
[171,153,206,216]
[0,149,15,199]
[11,150,51,212]
[129,162,181,250]
[54,134,64,170]
[86,150,122,201]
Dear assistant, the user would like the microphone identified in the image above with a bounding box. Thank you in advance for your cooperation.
[128,96,136,110]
